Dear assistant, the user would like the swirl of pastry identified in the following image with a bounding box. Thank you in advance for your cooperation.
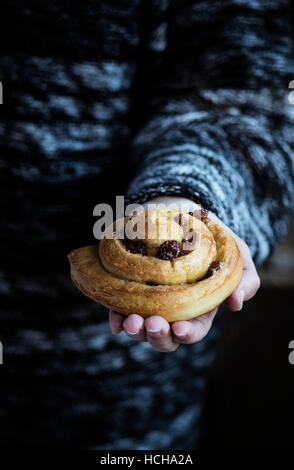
[99,209,216,285]
[68,208,243,322]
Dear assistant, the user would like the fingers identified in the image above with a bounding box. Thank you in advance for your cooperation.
[109,311,179,350]
[110,311,146,341]
[110,310,217,351]
[123,314,146,342]
[109,310,125,334]
[145,315,179,352]
[172,308,218,344]
[226,241,260,312]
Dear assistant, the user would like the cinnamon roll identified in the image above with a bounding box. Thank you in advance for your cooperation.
[68,209,243,322]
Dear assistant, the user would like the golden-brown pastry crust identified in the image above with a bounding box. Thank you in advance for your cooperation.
[68,209,243,322]
[99,211,216,285]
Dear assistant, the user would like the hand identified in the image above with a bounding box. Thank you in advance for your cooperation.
[109,197,260,352]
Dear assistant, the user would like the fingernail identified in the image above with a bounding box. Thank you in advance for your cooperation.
[125,329,139,335]
[146,328,161,334]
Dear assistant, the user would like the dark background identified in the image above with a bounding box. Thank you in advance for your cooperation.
[201,222,294,450]
[0,0,293,450]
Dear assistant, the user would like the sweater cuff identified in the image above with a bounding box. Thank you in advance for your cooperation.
[125,175,236,232]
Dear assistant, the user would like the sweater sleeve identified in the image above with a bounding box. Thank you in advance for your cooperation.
[126,0,294,265]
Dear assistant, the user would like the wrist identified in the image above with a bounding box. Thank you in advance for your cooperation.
[142,196,225,228]
[143,196,200,212]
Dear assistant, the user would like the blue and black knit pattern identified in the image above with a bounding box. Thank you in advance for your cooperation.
[0,0,293,449]
[127,0,294,265]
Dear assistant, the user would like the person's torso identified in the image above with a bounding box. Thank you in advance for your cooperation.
[0,1,146,271]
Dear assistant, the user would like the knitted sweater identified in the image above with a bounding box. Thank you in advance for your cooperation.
[0,0,293,449]
[126,0,294,265]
